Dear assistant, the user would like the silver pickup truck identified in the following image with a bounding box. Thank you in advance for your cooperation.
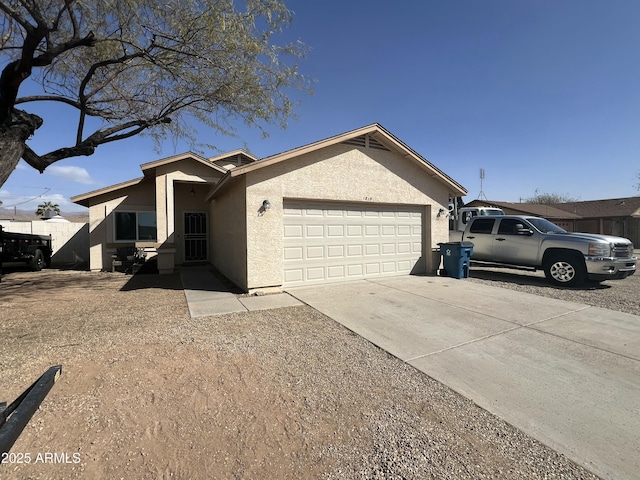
[461,215,637,286]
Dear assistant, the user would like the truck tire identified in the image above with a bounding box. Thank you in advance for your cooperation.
[30,249,45,271]
[543,253,586,287]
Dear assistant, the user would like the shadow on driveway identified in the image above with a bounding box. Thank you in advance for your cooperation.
[469,267,612,291]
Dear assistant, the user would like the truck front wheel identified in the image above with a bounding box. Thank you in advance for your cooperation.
[30,249,45,271]
[543,254,586,287]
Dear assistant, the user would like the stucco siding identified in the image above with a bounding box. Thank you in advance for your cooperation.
[87,178,156,271]
[210,176,248,290]
[244,144,451,290]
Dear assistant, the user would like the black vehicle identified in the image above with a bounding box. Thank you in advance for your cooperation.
[0,225,53,275]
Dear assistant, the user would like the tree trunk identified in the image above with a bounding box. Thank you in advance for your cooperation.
[0,109,43,187]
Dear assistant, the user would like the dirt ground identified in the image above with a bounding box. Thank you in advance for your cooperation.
[0,269,601,479]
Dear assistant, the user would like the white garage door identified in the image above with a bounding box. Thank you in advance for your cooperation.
[283,201,424,287]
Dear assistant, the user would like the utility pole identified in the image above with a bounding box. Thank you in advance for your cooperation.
[477,168,488,201]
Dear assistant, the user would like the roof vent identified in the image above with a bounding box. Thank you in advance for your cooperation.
[342,134,390,151]
[342,135,366,148]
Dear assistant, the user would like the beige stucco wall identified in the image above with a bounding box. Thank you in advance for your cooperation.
[209,176,248,290]
[87,178,156,271]
[83,158,223,272]
[242,144,453,290]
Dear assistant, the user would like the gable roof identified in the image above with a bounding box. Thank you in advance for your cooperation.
[465,200,582,219]
[207,123,467,199]
[208,149,258,169]
[71,152,228,207]
[555,197,640,218]
[140,152,228,174]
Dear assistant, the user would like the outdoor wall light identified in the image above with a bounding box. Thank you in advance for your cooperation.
[190,187,196,197]
[437,208,446,217]
[262,199,271,210]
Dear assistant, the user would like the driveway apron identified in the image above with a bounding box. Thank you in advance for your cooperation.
[288,275,640,480]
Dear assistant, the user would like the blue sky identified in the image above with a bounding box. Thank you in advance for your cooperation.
[2,0,639,214]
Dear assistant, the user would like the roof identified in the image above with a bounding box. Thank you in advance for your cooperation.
[207,149,258,166]
[140,152,228,174]
[465,200,582,219]
[207,123,468,199]
[555,197,640,218]
[72,152,230,207]
[71,177,145,207]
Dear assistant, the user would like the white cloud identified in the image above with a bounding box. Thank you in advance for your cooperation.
[47,165,94,184]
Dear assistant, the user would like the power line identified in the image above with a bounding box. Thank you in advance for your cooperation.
[0,188,51,208]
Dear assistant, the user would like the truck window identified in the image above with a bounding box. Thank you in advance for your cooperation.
[498,219,528,235]
[462,211,475,224]
[469,218,495,234]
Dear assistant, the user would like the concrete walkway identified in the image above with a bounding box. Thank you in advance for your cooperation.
[288,275,640,480]
[179,267,301,317]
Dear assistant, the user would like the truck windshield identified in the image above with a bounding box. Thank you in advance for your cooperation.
[528,218,567,234]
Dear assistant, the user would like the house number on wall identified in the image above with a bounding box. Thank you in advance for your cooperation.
[363,196,373,201]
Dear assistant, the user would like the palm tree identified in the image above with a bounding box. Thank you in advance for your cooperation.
[36,201,61,217]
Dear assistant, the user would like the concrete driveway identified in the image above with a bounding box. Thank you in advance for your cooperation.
[288,275,640,480]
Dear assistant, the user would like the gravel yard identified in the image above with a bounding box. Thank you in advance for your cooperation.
[468,266,640,316]
[0,268,620,479]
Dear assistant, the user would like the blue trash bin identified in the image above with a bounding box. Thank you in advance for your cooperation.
[439,242,474,279]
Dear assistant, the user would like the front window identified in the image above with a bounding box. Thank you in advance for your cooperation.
[115,211,157,241]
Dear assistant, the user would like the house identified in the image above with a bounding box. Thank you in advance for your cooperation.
[72,124,467,292]
[556,197,640,246]
[463,200,582,231]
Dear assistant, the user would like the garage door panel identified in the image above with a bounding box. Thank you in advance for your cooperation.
[346,225,362,236]
[327,225,344,237]
[327,265,345,278]
[283,201,424,287]
[397,242,411,254]
[306,246,324,259]
[284,246,303,260]
[382,243,396,254]
[365,263,380,274]
[284,224,303,238]
[284,268,303,283]
[365,244,380,255]
[347,264,363,276]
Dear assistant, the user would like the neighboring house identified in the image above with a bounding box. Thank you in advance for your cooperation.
[464,200,582,231]
[556,197,640,247]
[464,197,640,246]
[72,124,467,292]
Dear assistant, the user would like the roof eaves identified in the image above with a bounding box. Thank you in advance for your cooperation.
[140,151,227,174]
[215,123,467,196]
[71,177,145,207]
[205,170,232,201]
[208,149,259,163]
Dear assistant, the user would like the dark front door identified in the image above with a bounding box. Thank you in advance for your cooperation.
[184,212,208,262]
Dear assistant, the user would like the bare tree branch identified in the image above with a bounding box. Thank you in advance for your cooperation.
[0,0,310,187]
